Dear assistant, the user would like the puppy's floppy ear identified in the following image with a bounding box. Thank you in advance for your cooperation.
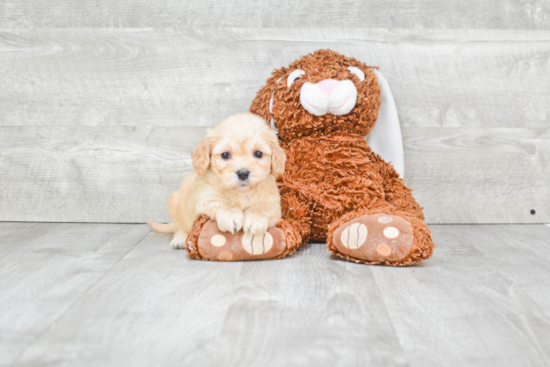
[266,131,286,177]
[271,143,286,177]
[192,133,214,175]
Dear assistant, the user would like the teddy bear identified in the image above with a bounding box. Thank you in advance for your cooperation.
[186,49,435,266]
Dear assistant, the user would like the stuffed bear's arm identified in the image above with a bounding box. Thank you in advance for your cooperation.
[379,165,425,221]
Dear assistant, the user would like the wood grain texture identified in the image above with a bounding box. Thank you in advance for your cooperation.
[8,228,403,367]
[4,223,550,366]
[0,0,548,29]
[0,126,547,224]
[0,222,151,367]
[404,128,550,224]
[0,28,548,128]
[0,126,205,223]
[372,224,550,367]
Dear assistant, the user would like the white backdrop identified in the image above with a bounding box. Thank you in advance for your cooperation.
[0,3,548,224]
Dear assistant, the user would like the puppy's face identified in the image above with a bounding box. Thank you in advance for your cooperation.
[209,133,273,191]
[192,113,286,191]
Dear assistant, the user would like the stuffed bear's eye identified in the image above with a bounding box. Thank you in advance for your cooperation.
[254,151,263,158]
[287,69,305,87]
[221,152,230,160]
[348,66,365,81]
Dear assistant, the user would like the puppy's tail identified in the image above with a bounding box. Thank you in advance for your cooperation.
[147,222,176,233]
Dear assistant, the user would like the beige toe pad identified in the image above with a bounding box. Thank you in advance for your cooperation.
[197,220,286,261]
[333,213,414,263]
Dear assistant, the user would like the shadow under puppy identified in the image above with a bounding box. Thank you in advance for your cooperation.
[149,112,286,257]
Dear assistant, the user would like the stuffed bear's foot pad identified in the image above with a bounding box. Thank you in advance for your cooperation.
[333,213,414,263]
[197,220,286,261]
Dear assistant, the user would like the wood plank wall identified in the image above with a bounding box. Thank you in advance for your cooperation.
[0,2,548,224]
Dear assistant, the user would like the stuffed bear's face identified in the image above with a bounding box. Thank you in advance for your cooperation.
[250,49,381,141]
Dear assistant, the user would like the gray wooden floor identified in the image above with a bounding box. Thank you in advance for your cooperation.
[1,223,549,366]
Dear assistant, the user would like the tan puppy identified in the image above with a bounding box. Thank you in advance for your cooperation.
[149,112,286,249]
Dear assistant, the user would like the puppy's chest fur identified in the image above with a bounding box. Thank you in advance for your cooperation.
[233,192,254,210]
[219,178,278,211]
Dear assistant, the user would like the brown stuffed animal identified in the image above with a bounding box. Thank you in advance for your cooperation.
[187,49,435,266]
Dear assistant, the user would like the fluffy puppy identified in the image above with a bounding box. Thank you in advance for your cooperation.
[148,112,286,249]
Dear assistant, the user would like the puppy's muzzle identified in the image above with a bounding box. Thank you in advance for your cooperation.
[236,169,250,181]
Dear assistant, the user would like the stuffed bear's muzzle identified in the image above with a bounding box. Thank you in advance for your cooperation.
[299,78,358,116]
[296,65,366,117]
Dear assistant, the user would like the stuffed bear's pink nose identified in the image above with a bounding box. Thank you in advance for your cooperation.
[317,79,338,96]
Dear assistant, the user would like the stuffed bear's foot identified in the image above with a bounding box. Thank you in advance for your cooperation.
[330,212,433,266]
[186,217,287,261]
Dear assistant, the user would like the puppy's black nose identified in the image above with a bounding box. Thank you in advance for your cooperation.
[236,169,250,181]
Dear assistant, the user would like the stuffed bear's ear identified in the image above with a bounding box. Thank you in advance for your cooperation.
[367,69,405,178]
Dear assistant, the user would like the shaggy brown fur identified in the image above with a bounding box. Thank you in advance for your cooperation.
[246,49,435,266]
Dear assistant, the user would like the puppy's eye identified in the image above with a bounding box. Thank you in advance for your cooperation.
[254,151,263,159]
[287,69,305,87]
[221,152,231,160]
[348,66,365,81]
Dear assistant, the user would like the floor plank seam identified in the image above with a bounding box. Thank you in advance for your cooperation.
[8,227,153,367]
[369,268,413,367]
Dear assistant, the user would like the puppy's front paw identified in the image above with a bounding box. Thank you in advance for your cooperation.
[171,232,188,249]
[216,210,244,234]
[243,214,269,236]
